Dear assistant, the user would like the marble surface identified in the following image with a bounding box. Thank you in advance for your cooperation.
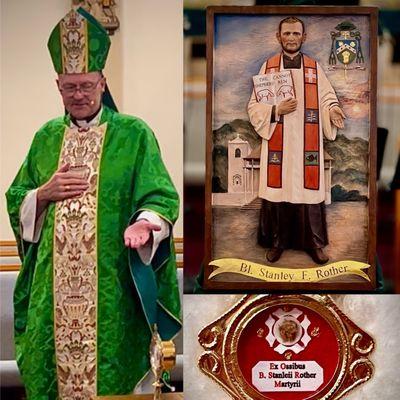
[183,295,400,400]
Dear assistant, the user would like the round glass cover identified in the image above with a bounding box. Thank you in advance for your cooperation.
[236,304,342,400]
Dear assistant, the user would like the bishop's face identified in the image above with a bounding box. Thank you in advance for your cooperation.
[277,22,306,55]
[57,71,106,120]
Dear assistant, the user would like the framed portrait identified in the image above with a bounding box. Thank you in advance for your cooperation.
[204,6,378,291]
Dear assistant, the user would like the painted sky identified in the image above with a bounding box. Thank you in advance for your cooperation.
[213,14,371,140]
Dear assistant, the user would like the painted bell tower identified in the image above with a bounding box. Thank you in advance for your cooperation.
[228,135,250,193]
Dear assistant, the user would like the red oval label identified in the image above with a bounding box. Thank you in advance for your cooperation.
[237,304,341,400]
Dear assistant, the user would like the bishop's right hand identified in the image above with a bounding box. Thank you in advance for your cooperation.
[37,163,89,203]
[277,98,297,116]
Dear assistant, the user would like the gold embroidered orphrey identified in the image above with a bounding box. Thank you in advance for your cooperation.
[198,295,375,400]
[60,10,88,74]
[54,123,107,399]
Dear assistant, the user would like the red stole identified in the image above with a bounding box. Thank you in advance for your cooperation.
[263,53,320,190]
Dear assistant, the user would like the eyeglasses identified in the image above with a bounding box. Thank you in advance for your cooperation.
[59,78,103,96]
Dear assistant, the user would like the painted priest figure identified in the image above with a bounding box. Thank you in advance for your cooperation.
[248,16,345,265]
[6,8,180,399]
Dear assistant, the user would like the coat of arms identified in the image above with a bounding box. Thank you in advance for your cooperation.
[329,21,365,77]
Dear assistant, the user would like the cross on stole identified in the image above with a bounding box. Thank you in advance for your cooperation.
[305,68,316,83]
[306,110,318,123]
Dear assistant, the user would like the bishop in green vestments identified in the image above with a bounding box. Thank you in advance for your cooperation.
[6,9,181,399]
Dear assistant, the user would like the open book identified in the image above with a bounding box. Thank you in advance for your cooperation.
[252,70,295,105]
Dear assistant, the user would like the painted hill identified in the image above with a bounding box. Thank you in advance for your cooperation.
[324,134,368,200]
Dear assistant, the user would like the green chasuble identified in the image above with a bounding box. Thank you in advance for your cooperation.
[6,106,181,399]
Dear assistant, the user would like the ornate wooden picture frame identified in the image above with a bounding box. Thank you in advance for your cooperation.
[204,6,378,291]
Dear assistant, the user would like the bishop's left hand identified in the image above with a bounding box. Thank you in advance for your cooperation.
[124,220,161,249]
[329,106,346,129]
